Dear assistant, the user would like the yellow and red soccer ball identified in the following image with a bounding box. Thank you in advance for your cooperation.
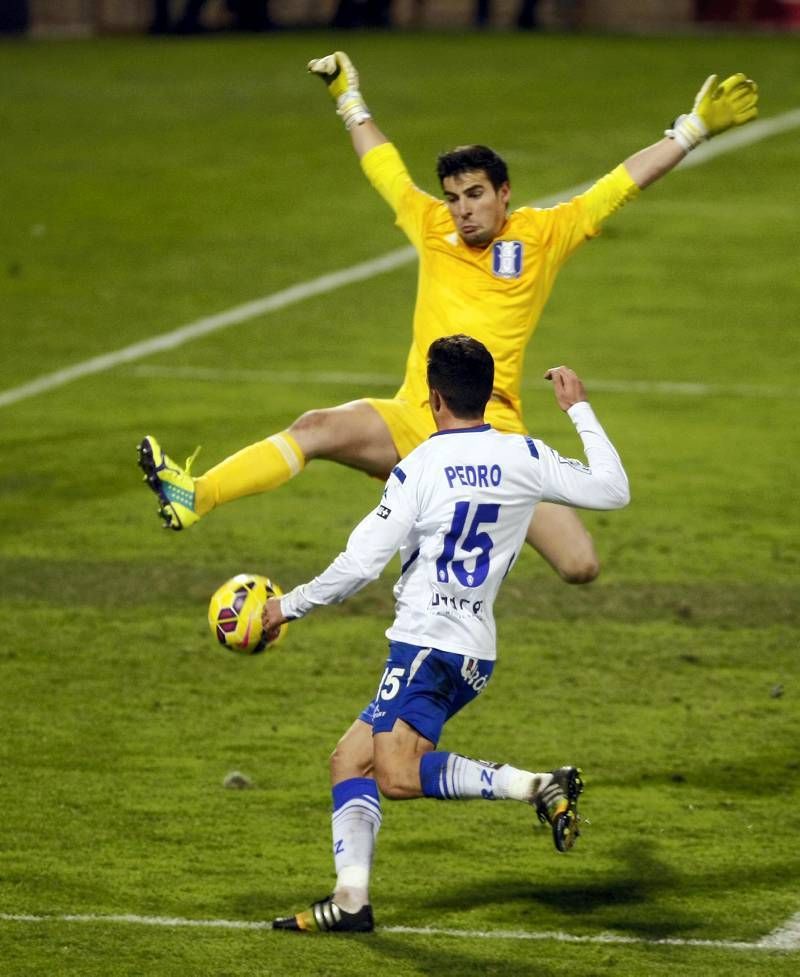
[208,573,287,654]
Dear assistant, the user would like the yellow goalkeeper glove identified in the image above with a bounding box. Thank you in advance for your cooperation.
[667,73,758,151]
[308,51,371,130]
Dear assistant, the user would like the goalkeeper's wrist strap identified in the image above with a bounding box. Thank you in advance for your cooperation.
[665,112,708,152]
[336,90,371,130]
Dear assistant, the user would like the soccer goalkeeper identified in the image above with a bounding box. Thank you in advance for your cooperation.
[138,57,757,583]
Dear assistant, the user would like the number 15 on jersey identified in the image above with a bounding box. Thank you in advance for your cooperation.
[435,502,499,588]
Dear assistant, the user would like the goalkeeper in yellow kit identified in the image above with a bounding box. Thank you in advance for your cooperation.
[138,55,757,583]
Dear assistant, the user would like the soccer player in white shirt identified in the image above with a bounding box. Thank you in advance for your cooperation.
[265,335,629,933]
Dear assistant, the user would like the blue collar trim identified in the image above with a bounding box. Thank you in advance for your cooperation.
[430,424,491,438]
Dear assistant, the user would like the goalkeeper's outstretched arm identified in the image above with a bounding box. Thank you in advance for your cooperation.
[307,51,389,159]
[624,72,758,189]
[305,58,758,188]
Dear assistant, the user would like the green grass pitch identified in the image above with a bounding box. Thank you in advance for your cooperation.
[1,28,799,977]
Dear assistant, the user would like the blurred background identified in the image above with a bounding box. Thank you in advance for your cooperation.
[3,0,800,36]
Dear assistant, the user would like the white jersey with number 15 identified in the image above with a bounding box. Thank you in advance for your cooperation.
[280,402,629,661]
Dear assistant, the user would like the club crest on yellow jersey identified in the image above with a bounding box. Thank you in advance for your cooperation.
[492,240,523,279]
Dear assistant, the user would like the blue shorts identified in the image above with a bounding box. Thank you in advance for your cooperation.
[358,640,494,746]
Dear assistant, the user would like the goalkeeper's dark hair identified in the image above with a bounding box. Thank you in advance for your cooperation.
[436,145,509,190]
[427,335,495,419]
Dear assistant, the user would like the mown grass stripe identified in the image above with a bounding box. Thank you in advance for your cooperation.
[125,364,800,400]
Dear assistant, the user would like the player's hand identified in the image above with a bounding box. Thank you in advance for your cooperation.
[693,73,758,137]
[545,366,587,412]
[668,73,758,151]
[308,51,360,100]
[307,51,371,130]
[261,596,287,646]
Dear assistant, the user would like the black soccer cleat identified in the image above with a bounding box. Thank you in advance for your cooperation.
[272,896,374,933]
[535,766,584,852]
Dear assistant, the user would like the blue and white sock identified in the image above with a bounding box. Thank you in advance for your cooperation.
[331,777,382,912]
[419,752,550,802]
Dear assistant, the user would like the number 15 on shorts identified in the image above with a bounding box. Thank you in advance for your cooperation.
[378,666,405,701]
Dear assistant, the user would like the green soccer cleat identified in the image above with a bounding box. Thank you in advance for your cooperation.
[535,766,584,853]
[137,435,201,531]
[272,896,374,934]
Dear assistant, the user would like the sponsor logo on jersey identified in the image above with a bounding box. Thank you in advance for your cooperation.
[430,588,484,617]
[376,505,392,519]
[492,240,523,279]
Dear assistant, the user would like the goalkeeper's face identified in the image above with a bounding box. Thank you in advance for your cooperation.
[442,170,510,248]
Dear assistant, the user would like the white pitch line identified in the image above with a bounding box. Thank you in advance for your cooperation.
[129,364,401,387]
[757,912,800,950]
[0,912,272,931]
[127,364,798,400]
[0,248,414,411]
[680,108,800,168]
[1,108,798,412]
[580,377,796,399]
[0,910,798,951]
[386,925,756,950]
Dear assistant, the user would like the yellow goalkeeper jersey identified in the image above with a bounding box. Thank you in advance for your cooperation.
[361,142,639,417]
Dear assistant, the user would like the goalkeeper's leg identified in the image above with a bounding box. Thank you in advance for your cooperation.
[199,400,398,505]
[526,502,600,584]
[139,400,399,530]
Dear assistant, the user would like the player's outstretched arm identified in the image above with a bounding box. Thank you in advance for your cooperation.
[308,51,389,159]
[260,475,417,645]
[540,367,630,510]
[623,72,758,189]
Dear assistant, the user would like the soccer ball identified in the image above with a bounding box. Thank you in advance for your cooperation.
[207,573,287,654]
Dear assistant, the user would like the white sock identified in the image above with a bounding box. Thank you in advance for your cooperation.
[420,751,551,802]
[493,763,552,802]
[330,777,382,912]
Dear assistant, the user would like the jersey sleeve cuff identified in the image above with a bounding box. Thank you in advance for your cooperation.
[280,588,313,621]
[566,401,592,421]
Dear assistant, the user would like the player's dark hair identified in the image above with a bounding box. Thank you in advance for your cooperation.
[427,335,495,419]
[436,145,509,190]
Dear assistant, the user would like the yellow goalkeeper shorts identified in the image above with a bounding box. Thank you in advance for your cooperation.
[366,394,528,460]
